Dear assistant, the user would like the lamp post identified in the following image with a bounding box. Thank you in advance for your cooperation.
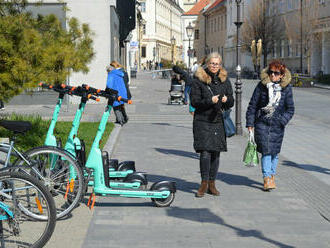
[234,0,243,135]
[171,36,176,64]
[186,22,194,72]
[300,0,303,73]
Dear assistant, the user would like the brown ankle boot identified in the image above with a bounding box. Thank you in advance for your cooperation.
[268,175,276,189]
[196,180,208,197]
[263,177,271,191]
[208,180,220,196]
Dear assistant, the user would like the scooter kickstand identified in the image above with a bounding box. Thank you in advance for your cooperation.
[87,191,96,210]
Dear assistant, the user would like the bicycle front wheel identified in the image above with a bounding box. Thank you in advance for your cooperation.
[0,170,56,248]
[21,146,84,220]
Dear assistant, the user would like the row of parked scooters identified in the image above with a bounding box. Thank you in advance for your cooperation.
[40,83,176,217]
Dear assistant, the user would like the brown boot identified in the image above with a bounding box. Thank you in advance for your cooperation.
[208,180,220,196]
[263,177,271,191]
[268,175,276,189]
[196,180,208,197]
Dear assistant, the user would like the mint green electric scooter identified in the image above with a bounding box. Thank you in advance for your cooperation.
[41,83,147,189]
[85,88,176,208]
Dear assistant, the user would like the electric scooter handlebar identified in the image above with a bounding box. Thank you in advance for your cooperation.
[69,84,100,102]
[39,83,75,94]
[97,88,132,104]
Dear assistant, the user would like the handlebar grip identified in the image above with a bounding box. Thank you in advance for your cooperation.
[117,96,131,104]
[39,82,52,89]
[87,94,100,101]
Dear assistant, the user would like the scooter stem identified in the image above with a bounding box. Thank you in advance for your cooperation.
[44,93,64,147]
[64,100,87,156]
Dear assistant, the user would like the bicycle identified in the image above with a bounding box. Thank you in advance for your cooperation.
[0,168,56,247]
[0,120,84,219]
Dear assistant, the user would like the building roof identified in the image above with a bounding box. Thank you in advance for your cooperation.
[205,0,225,13]
[183,0,211,16]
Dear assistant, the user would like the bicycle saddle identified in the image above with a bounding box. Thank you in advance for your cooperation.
[0,120,32,133]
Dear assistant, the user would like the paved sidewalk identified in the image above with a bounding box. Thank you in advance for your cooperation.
[80,74,329,248]
[3,74,330,247]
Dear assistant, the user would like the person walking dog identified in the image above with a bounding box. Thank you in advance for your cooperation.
[190,52,234,197]
[246,60,295,191]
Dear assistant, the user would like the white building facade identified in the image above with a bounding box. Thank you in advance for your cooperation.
[27,0,121,98]
[130,0,184,70]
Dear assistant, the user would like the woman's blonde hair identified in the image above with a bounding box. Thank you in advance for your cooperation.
[110,60,123,69]
[205,52,222,65]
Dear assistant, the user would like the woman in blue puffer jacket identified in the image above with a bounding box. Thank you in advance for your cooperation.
[106,61,128,125]
[246,60,295,191]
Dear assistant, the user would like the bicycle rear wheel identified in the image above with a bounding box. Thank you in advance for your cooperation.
[19,146,84,220]
[0,170,56,248]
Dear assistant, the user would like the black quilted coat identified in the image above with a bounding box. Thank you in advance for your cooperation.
[191,66,234,152]
[246,67,295,155]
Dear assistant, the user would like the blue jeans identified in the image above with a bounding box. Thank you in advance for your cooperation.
[184,85,191,104]
[261,154,279,178]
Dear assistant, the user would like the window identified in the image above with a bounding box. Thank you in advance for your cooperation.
[142,24,146,35]
[287,40,291,57]
[141,46,146,58]
[140,2,146,12]
[272,41,276,58]
[287,0,293,10]
[194,29,199,40]
[280,40,284,58]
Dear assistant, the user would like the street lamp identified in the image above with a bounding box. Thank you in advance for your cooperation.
[234,0,243,135]
[186,22,194,72]
[171,36,176,64]
[300,0,303,73]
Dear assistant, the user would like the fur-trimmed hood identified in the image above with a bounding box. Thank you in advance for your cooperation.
[194,66,228,84]
[260,67,292,88]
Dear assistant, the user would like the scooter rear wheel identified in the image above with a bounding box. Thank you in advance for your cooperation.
[151,186,175,207]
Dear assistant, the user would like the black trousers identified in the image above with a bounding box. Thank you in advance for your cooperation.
[199,151,220,181]
[113,104,128,125]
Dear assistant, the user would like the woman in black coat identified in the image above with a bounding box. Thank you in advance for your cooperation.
[246,60,294,191]
[190,52,234,197]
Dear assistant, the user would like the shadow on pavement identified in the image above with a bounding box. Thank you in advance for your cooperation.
[152,122,193,130]
[282,160,330,175]
[154,147,199,160]
[146,173,199,194]
[218,172,264,190]
[166,206,295,248]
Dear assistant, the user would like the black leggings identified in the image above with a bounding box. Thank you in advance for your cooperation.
[199,151,220,181]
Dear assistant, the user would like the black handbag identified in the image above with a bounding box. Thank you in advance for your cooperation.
[222,109,235,137]
[206,86,235,137]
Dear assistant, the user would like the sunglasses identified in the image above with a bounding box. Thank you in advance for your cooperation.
[268,70,281,76]
[209,62,220,67]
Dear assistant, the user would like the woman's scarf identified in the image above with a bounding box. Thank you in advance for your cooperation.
[205,68,220,84]
[263,82,282,118]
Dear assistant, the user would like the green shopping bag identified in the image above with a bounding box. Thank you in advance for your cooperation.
[243,131,259,167]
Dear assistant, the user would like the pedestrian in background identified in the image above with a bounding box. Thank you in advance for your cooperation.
[190,52,234,197]
[118,62,132,123]
[246,60,294,191]
[106,61,129,126]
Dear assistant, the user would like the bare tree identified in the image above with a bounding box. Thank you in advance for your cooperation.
[241,0,284,68]
[284,0,320,74]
